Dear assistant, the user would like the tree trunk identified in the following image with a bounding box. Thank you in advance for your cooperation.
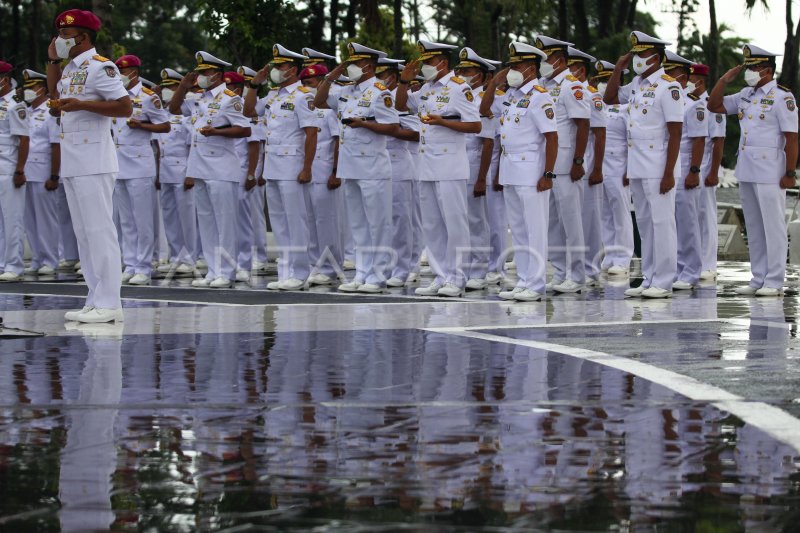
[626,0,638,29]
[345,0,358,38]
[393,0,403,57]
[360,0,381,35]
[558,0,568,40]
[708,0,719,82]
[614,0,630,33]
[779,0,800,91]
[408,0,420,41]
[29,0,41,69]
[573,0,590,49]
[490,2,502,59]
[330,0,340,51]
[598,0,612,38]
[11,0,20,63]
[308,0,325,49]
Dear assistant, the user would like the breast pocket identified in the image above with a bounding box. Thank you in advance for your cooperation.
[70,129,102,145]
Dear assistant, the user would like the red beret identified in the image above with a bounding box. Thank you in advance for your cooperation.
[299,64,328,80]
[223,71,245,84]
[55,9,102,32]
[690,63,710,76]
[115,55,141,69]
[0,61,12,75]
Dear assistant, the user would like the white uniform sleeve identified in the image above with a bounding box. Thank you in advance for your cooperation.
[405,89,420,114]
[722,90,742,116]
[326,87,342,112]
[589,92,607,128]
[661,84,685,123]
[564,81,591,120]
[778,92,799,133]
[710,113,726,138]
[374,90,400,125]
[47,115,61,144]
[618,81,634,104]
[453,85,481,122]
[685,101,709,138]
[478,116,495,140]
[9,101,30,137]
[400,112,420,133]
[145,94,169,124]
[91,61,128,101]
[221,95,252,128]
[532,95,559,135]
[296,92,319,129]
[326,109,340,137]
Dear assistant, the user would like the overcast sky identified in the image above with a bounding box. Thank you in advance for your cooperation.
[643,0,788,56]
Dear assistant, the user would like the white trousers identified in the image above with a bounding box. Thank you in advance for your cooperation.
[344,179,393,285]
[307,182,344,278]
[266,180,311,281]
[0,177,26,274]
[486,175,508,273]
[24,183,59,269]
[419,180,470,287]
[154,191,168,262]
[505,185,549,293]
[339,190,356,263]
[63,174,122,309]
[698,184,718,272]
[600,177,634,269]
[195,179,238,281]
[160,183,197,266]
[581,181,604,279]
[56,185,79,261]
[548,176,586,283]
[390,180,415,280]
[253,183,269,264]
[465,182,490,280]
[410,179,424,268]
[739,181,787,289]
[236,184,256,271]
[114,178,156,275]
[675,187,703,284]
[630,178,677,290]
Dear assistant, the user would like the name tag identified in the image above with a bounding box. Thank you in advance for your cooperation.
[357,100,371,108]
[280,102,295,111]
[642,91,655,98]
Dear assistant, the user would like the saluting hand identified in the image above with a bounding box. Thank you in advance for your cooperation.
[492,68,509,86]
[616,52,633,70]
[329,62,347,80]
[253,65,269,86]
[180,72,198,90]
[721,65,744,84]
[400,60,420,83]
[47,38,59,61]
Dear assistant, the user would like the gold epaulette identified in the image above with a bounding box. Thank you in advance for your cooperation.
[451,76,465,84]
[224,89,237,97]
[496,89,506,96]
[779,84,793,93]
[297,86,311,93]
[92,54,111,62]
[661,74,676,82]
[587,85,598,93]
[687,93,699,101]
[142,86,155,96]
[374,82,388,90]
[533,85,547,93]
[566,74,579,82]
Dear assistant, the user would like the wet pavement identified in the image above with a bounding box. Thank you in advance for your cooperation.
[1,262,800,531]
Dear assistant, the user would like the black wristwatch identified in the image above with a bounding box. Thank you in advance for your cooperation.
[787,170,797,178]
[544,171,555,180]
[248,81,260,89]
[49,174,59,181]
[47,58,61,65]
[399,80,410,85]
[690,165,701,174]
[573,157,584,166]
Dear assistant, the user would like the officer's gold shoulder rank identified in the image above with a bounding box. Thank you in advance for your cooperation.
[661,74,676,82]
[141,87,155,96]
[495,89,506,96]
[566,74,578,82]
[533,85,547,93]
[224,89,237,97]
[687,93,699,101]
[374,82,388,91]
[450,76,465,85]
[297,86,311,93]
[587,85,598,94]
[92,54,111,62]
[779,84,793,94]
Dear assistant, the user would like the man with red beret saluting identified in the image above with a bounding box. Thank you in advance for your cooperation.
[112,54,170,287]
[47,8,133,323]
[0,60,29,283]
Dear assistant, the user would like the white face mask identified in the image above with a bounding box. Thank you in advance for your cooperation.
[459,74,478,87]
[744,68,762,87]
[120,74,135,87]
[596,82,608,96]
[161,88,174,103]
[346,64,365,81]
[685,81,696,93]
[539,58,560,79]
[420,62,442,81]
[507,68,527,88]
[632,54,655,75]
[55,36,78,59]
[270,68,288,84]
[24,89,40,104]
[197,74,215,89]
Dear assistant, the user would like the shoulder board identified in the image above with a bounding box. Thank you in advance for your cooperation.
[142,87,155,96]
[297,86,311,93]
[533,85,547,93]
[661,74,676,82]
[565,74,579,82]
[495,89,506,96]
[92,54,111,62]
[451,76,465,85]
[374,82,388,91]
[779,84,793,93]
[687,93,699,101]
[224,89,237,97]
[587,85,598,94]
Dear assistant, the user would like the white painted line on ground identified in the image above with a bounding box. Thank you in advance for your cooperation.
[430,328,800,455]
[429,317,731,332]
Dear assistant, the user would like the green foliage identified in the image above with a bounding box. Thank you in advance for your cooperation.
[338,6,417,60]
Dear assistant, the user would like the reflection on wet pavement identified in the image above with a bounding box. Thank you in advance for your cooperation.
[2,326,799,531]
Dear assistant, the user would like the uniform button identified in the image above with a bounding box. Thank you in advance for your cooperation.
[443,148,448,152]
[521,156,526,160]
